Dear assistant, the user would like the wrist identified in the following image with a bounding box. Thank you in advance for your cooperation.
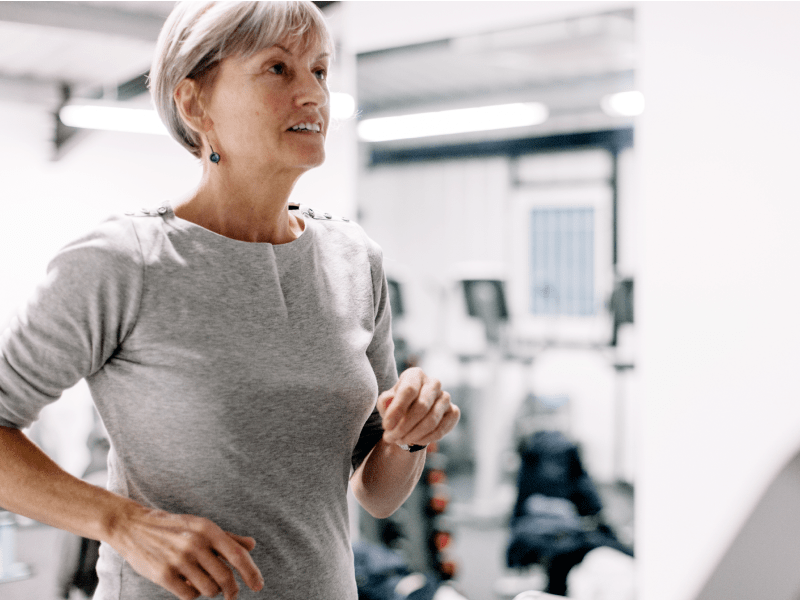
[98,493,148,546]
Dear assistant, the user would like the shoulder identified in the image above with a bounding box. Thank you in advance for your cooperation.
[28,215,147,334]
[53,213,143,271]
[299,204,384,266]
[49,207,177,280]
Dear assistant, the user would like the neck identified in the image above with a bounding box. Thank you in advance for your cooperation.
[175,162,306,244]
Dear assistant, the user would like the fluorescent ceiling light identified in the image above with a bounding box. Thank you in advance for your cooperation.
[357,102,549,142]
[59,104,168,135]
[61,95,356,135]
[331,92,355,120]
[601,91,645,117]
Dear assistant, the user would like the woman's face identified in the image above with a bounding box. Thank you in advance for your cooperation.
[204,36,331,177]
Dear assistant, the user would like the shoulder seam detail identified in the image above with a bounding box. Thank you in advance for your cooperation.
[122,218,146,344]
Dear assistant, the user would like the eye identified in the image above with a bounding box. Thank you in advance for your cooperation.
[267,63,286,75]
[314,68,327,81]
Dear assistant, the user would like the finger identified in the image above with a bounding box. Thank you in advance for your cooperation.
[412,404,461,446]
[213,532,264,593]
[381,369,426,429]
[226,532,256,552]
[162,570,202,600]
[179,560,223,599]
[398,381,444,434]
[398,391,452,445]
[384,377,442,442]
[376,388,396,419]
[173,529,235,599]
[195,548,240,600]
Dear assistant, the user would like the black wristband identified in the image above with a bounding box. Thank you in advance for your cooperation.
[397,443,427,452]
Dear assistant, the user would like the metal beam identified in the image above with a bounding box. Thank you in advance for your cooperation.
[0,69,150,106]
[53,82,87,161]
[0,2,165,41]
[0,1,335,40]
[367,128,635,166]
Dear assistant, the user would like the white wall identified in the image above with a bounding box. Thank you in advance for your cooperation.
[637,3,800,600]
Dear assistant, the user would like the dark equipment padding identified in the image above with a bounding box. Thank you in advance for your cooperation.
[512,430,603,522]
[507,431,633,595]
[353,541,440,600]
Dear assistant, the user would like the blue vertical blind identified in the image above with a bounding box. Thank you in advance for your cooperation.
[529,207,595,316]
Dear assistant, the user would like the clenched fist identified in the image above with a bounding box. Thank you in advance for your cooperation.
[377,367,460,448]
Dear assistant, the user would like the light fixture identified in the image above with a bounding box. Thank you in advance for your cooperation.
[331,92,356,120]
[601,91,645,117]
[60,93,357,135]
[357,102,549,142]
[59,104,168,135]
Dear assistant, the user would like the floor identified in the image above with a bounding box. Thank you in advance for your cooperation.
[443,474,636,600]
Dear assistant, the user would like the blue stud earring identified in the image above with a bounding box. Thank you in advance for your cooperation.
[209,145,220,164]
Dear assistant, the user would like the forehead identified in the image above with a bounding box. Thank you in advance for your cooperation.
[268,34,331,60]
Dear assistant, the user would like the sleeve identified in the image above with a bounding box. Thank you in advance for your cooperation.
[364,237,398,395]
[0,216,144,429]
[351,233,398,471]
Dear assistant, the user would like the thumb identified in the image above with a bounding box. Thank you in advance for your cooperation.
[376,388,396,418]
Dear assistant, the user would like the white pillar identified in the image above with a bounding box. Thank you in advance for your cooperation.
[637,4,800,599]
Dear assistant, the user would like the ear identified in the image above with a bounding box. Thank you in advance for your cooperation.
[174,78,212,135]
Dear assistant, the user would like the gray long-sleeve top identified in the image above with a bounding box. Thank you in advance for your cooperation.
[0,205,397,599]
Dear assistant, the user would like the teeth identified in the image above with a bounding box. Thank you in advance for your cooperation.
[290,122,320,132]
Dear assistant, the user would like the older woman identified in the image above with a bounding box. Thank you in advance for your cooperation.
[0,2,459,599]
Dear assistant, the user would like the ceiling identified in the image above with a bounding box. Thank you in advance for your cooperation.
[0,2,636,149]
[0,1,168,108]
[355,9,636,145]
[357,10,635,114]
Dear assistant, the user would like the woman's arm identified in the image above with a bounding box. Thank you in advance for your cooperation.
[350,438,426,519]
[350,368,460,518]
[0,426,263,600]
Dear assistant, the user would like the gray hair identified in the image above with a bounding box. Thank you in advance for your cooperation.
[149,1,334,158]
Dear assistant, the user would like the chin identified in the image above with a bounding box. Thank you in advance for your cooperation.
[300,151,326,170]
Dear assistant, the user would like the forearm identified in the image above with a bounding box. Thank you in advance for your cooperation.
[350,438,426,519]
[0,425,139,543]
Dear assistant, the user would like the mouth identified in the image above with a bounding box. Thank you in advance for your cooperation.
[287,122,322,133]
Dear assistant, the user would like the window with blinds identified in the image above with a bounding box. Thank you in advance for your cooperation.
[529,207,595,316]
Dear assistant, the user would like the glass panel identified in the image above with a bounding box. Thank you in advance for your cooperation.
[529,207,595,316]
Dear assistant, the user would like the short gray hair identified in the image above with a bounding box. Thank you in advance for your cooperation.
[149,1,334,158]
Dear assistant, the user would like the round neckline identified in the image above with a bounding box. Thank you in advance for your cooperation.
[161,204,312,250]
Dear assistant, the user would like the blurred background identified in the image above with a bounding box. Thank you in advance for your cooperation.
[1,2,799,600]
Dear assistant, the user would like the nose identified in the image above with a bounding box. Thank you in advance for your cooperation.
[294,69,328,108]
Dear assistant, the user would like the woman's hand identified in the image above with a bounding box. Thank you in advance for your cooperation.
[111,507,264,600]
[0,427,261,600]
[377,367,460,448]
[352,367,460,517]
